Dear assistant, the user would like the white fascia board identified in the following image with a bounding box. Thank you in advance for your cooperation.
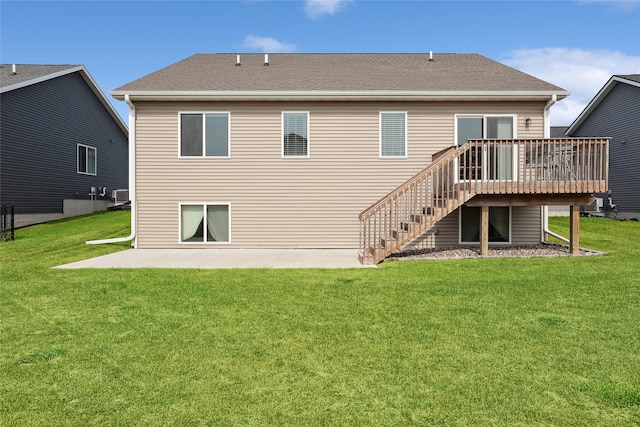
[567,75,640,135]
[112,90,570,102]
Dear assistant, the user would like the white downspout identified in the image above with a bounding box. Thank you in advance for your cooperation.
[543,94,556,138]
[541,95,569,243]
[86,94,136,245]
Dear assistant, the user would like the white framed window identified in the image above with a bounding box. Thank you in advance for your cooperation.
[179,203,231,244]
[179,112,230,158]
[77,144,97,175]
[459,206,511,244]
[282,112,309,157]
[380,112,407,158]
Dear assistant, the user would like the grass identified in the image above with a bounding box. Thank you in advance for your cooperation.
[1,211,639,426]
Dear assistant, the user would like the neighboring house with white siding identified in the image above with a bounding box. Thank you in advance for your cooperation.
[566,75,640,220]
[108,53,608,264]
[0,64,128,227]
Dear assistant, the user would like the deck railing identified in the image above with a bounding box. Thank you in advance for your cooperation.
[359,138,609,264]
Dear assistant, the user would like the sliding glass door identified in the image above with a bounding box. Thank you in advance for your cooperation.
[456,115,516,181]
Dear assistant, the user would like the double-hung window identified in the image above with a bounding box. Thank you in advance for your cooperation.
[77,144,97,175]
[282,112,309,157]
[180,112,230,157]
[180,203,230,243]
[380,112,407,158]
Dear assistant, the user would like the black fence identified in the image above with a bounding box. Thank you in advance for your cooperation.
[1,204,15,241]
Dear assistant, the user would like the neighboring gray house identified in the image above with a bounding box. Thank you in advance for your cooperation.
[0,64,128,227]
[550,126,569,138]
[566,75,640,220]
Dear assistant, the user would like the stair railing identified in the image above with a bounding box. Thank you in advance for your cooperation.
[358,138,609,264]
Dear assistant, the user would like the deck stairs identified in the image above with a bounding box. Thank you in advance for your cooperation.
[358,138,610,265]
[358,146,474,265]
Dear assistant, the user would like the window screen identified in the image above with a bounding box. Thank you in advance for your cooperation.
[180,113,229,157]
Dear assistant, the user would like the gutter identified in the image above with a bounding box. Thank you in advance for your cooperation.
[540,94,569,243]
[86,94,136,245]
[112,90,571,103]
[542,94,557,138]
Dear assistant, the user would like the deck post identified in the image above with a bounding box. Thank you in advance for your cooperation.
[570,205,580,255]
[480,205,489,256]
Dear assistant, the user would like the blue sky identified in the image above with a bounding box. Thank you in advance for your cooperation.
[2,0,639,125]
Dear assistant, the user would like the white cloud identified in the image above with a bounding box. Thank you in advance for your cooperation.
[502,48,640,126]
[241,35,297,53]
[578,0,640,11]
[305,0,353,19]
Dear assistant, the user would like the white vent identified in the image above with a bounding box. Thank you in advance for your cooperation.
[112,189,129,204]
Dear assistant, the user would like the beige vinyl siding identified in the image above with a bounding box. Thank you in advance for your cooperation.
[400,206,542,251]
[511,206,543,245]
[134,100,546,249]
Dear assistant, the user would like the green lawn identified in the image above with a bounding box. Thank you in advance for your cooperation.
[1,211,639,426]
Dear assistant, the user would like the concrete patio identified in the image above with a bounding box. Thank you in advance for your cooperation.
[54,248,372,269]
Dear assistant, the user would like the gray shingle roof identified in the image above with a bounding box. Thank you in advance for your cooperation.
[550,126,569,138]
[0,64,80,90]
[616,74,640,84]
[112,53,568,98]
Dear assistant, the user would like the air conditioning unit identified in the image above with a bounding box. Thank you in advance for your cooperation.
[112,189,129,204]
[581,197,604,217]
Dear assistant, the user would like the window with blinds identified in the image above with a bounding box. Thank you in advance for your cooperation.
[282,112,309,157]
[380,112,407,157]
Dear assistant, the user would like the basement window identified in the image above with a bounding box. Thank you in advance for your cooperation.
[180,112,230,157]
[180,203,230,243]
[77,144,97,175]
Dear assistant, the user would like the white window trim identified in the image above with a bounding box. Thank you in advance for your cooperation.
[458,206,512,245]
[178,112,231,159]
[379,111,408,159]
[281,111,310,158]
[178,202,232,245]
[77,143,97,176]
[453,114,518,183]
[454,114,518,146]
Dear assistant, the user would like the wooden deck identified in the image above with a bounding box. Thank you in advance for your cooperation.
[359,138,609,264]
